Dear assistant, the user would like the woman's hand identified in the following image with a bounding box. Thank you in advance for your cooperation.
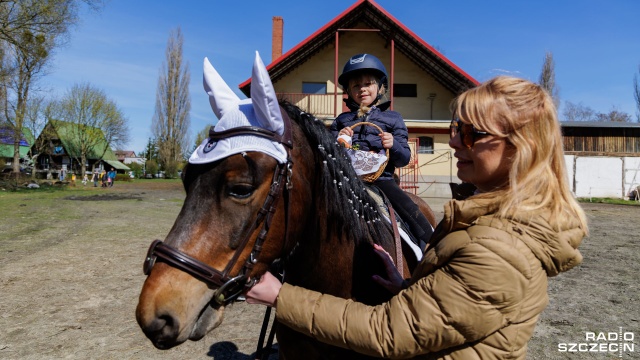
[371,244,406,295]
[339,128,354,137]
[380,132,394,149]
[244,271,282,307]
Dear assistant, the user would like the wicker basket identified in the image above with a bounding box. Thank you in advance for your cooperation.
[346,121,389,183]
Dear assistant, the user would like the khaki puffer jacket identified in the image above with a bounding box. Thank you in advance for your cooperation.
[274,197,584,359]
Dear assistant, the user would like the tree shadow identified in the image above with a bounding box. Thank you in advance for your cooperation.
[207,341,279,360]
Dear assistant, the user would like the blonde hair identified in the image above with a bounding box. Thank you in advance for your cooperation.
[346,73,386,118]
[452,76,588,233]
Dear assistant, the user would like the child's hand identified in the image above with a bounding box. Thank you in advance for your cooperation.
[339,128,354,137]
[380,132,393,149]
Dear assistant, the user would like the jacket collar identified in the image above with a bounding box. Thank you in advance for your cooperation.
[436,197,584,276]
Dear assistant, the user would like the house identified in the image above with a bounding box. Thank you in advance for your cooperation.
[238,0,478,198]
[0,126,34,171]
[115,150,145,166]
[32,120,129,178]
[232,0,639,200]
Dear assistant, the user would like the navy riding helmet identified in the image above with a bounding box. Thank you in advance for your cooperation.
[338,53,388,90]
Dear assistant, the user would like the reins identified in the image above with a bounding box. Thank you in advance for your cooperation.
[142,107,294,306]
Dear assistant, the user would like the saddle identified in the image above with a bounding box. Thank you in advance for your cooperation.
[364,185,423,263]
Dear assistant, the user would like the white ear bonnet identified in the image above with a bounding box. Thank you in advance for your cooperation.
[189,52,288,164]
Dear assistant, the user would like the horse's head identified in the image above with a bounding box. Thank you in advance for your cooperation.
[136,52,396,351]
[136,53,299,349]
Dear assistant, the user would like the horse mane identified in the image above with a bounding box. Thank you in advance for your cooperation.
[279,100,392,246]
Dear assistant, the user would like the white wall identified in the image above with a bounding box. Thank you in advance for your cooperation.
[564,155,640,199]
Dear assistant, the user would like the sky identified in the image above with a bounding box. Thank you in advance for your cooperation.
[41,0,640,152]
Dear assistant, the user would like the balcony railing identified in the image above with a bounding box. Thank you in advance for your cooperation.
[277,93,340,119]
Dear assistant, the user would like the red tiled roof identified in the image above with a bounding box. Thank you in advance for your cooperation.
[239,0,478,95]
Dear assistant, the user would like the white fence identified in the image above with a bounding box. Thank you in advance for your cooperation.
[565,155,640,199]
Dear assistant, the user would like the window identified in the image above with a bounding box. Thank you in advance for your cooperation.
[393,84,417,97]
[418,136,434,154]
[302,82,327,94]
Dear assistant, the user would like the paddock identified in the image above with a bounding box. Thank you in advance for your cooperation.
[0,180,637,359]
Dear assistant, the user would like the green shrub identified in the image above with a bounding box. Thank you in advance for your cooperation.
[128,162,143,178]
[145,160,158,178]
[163,160,179,179]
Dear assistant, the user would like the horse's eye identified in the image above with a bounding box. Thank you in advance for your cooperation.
[228,185,254,199]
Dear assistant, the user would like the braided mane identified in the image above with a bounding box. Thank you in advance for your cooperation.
[279,101,392,245]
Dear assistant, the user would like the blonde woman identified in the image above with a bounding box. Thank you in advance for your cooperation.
[246,76,587,359]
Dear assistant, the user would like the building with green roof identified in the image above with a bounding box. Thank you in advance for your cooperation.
[0,126,35,170]
[32,120,129,177]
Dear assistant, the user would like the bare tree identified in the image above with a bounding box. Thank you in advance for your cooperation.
[0,27,53,174]
[595,107,632,122]
[53,82,129,176]
[538,51,560,108]
[151,27,191,178]
[22,94,54,178]
[0,0,103,175]
[563,101,595,121]
[0,0,103,55]
[634,64,640,122]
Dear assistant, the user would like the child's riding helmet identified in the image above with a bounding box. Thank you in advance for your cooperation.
[338,53,388,91]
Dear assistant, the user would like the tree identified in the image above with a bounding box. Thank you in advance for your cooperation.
[127,161,143,179]
[22,94,55,178]
[53,82,129,176]
[0,0,103,176]
[634,64,640,122]
[563,101,595,121]
[141,137,158,163]
[145,159,158,179]
[595,107,632,122]
[1,27,53,175]
[538,51,560,108]
[563,102,632,122]
[190,123,213,154]
[151,27,191,179]
[0,0,103,56]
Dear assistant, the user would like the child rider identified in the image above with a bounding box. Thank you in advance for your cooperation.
[331,53,433,249]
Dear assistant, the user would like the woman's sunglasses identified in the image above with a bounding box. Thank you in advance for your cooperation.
[450,118,491,148]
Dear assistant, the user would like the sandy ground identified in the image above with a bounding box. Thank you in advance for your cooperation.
[0,180,638,359]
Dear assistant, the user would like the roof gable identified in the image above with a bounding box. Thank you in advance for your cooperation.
[239,0,478,95]
[48,120,117,160]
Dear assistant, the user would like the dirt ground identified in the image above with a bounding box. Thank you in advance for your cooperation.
[0,180,638,359]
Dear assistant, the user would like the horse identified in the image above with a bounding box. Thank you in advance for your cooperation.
[136,53,437,359]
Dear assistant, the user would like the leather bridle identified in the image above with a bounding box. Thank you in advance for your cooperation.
[142,108,294,305]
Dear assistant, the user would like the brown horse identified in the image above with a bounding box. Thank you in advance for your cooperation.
[137,54,436,359]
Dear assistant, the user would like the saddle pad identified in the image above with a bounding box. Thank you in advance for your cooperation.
[365,188,423,262]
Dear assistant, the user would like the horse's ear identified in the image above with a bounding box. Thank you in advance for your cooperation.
[251,51,284,135]
[203,57,240,119]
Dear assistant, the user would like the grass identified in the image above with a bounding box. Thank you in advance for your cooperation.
[0,178,185,255]
[578,197,640,206]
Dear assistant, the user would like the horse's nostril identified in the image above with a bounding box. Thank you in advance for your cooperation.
[158,313,176,332]
[145,313,180,349]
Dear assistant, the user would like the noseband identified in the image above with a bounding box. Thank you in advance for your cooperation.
[142,109,294,305]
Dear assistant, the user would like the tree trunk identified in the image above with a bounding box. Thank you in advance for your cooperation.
[81,155,87,177]
[12,139,21,179]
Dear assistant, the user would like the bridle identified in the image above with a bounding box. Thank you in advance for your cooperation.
[142,108,294,306]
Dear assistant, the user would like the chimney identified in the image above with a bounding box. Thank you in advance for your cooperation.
[272,16,283,61]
